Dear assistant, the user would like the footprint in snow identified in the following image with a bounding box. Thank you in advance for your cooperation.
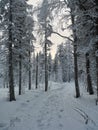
[37,122,44,128]
[58,114,62,118]
[34,95,39,98]
[0,123,7,128]
[36,119,40,122]
[26,100,30,102]
[59,123,63,128]
[21,102,28,108]
[60,109,64,112]
[2,126,9,130]
[10,117,21,127]
[21,102,28,107]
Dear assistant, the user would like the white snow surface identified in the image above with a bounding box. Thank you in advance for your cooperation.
[0,82,98,130]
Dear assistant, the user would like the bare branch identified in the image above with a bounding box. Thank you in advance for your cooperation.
[52,31,73,42]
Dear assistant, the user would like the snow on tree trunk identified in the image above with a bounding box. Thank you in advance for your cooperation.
[71,11,80,98]
[8,0,15,101]
[95,0,98,100]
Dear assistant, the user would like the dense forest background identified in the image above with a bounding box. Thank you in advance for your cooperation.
[0,0,98,102]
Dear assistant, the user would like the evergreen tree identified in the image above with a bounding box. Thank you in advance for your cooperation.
[0,0,33,99]
[38,0,53,91]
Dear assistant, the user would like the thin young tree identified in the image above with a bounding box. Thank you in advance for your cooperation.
[36,53,39,89]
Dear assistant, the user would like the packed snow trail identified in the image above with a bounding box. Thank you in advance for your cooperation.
[0,82,98,130]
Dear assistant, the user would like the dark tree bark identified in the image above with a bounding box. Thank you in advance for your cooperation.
[95,0,98,100]
[85,53,94,94]
[71,11,80,98]
[44,21,48,92]
[73,44,80,98]
[8,0,15,101]
[45,41,48,92]
[53,55,58,81]
[68,64,71,82]
[19,54,22,95]
[29,49,31,90]
[36,53,38,89]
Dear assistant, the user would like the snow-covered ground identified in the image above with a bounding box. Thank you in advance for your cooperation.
[0,82,98,130]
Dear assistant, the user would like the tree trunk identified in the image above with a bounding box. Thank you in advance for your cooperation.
[29,49,31,90]
[71,11,80,98]
[19,54,22,95]
[67,60,71,82]
[74,44,80,98]
[85,53,94,94]
[95,0,98,100]
[36,53,38,89]
[45,36,48,91]
[96,56,98,99]
[8,0,15,101]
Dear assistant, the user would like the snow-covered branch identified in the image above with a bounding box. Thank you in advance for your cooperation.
[52,31,73,42]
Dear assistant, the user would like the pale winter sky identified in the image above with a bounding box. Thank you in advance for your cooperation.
[28,0,41,5]
[28,0,71,58]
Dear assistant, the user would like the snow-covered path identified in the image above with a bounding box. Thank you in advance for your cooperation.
[0,82,98,130]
